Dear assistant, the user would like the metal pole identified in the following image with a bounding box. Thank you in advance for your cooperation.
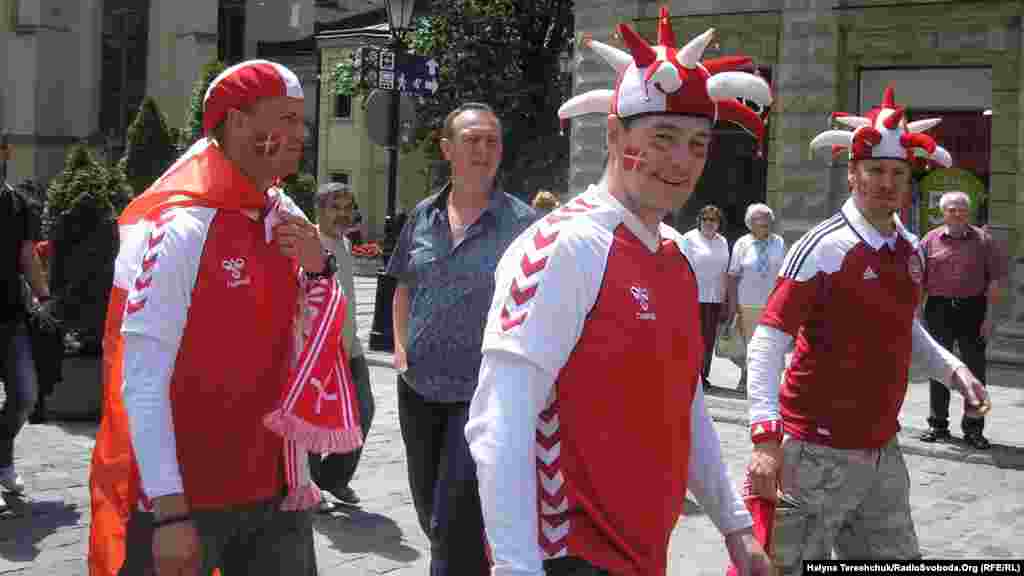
[368,33,403,352]
[384,33,403,257]
[0,132,8,184]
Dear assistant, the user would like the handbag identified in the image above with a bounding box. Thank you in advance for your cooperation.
[715,316,746,364]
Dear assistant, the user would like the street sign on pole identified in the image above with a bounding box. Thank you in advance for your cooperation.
[355,46,441,96]
[396,55,440,97]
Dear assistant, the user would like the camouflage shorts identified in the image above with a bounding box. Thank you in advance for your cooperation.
[772,436,920,575]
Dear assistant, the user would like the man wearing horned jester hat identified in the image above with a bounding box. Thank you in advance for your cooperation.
[745,86,990,573]
[466,9,773,576]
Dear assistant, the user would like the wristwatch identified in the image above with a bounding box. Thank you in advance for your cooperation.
[304,250,337,281]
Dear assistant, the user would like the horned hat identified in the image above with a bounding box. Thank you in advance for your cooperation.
[558,7,773,142]
[809,85,952,168]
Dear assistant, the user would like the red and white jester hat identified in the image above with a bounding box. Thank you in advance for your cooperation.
[202,59,304,135]
[557,7,773,142]
[809,85,952,168]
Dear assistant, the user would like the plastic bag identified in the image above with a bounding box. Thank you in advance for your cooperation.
[716,316,745,364]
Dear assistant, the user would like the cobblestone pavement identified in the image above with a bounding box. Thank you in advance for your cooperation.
[0,275,1019,574]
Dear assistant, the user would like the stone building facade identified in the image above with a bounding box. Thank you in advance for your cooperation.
[0,0,360,187]
[570,0,1024,386]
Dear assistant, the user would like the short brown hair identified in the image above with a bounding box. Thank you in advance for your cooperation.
[698,205,723,222]
[442,102,501,140]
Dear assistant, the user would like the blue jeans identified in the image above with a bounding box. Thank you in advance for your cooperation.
[1,321,38,468]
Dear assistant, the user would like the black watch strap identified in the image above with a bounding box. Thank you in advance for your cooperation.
[305,251,336,280]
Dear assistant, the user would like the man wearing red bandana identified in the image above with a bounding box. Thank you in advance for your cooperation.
[465,10,774,576]
[745,86,991,573]
[89,60,364,576]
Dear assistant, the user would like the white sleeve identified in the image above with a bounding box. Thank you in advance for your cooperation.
[910,317,966,388]
[728,237,745,277]
[481,221,604,376]
[466,351,553,576]
[687,384,753,535]
[747,325,794,427]
[120,208,208,499]
[122,334,183,498]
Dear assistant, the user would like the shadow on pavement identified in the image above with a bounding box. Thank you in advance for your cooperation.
[0,495,82,563]
[315,507,421,563]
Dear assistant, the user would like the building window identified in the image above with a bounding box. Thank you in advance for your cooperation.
[335,94,352,120]
[330,172,350,185]
[100,0,151,155]
[218,0,246,65]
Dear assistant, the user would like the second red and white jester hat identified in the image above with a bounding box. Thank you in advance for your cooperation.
[809,85,953,168]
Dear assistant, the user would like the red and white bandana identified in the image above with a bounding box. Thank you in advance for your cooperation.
[558,7,772,142]
[203,59,304,135]
[810,84,953,168]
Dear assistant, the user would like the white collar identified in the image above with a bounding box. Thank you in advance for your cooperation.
[841,197,910,251]
[591,183,662,253]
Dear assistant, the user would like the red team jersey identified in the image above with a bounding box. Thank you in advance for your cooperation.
[123,206,300,508]
[759,199,924,449]
[481,185,748,575]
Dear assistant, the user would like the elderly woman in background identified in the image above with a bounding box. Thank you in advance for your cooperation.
[681,205,731,390]
[726,203,786,394]
[309,182,376,509]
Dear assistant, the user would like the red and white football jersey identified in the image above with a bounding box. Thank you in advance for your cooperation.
[759,198,923,449]
[476,184,749,576]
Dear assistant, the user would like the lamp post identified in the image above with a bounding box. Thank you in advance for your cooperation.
[368,0,416,352]
[0,132,9,184]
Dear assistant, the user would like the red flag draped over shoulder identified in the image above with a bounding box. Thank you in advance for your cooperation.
[87,138,264,576]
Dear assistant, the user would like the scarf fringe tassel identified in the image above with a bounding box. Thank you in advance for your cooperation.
[263,409,364,454]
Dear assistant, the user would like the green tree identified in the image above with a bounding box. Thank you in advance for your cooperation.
[46,144,130,353]
[119,97,178,197]
[185,58,227,145]
[331,0,574,199]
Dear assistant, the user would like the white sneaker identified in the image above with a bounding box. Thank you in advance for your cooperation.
[316,492,335,514]
[0,468,25,494]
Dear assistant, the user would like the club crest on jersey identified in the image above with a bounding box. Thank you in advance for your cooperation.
[630,285,656,320]
[907,252,923,285]
[222,257,251,288]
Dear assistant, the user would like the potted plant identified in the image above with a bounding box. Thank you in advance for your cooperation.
[43,144,129,420]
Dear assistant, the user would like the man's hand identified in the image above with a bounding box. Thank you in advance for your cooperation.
[748,441,782,501]
[394,347,408,372]
[952,366,991,419]
[152,494,200,575]
[725,529,774,576]
[980,317,993,341]
[153,521,201,576]
[274,212,325,273]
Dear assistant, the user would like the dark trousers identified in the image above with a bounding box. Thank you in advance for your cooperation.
[924,295,988,434]
[699,302,722,381]
[118,497,316,575]
[309,354,375,493]
[397,376,488,576]
[0,321,38,468]
[544,557,613,575]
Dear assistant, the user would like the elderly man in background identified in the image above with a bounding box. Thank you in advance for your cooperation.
[310,182,376,506]
[919,190,1006,450]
